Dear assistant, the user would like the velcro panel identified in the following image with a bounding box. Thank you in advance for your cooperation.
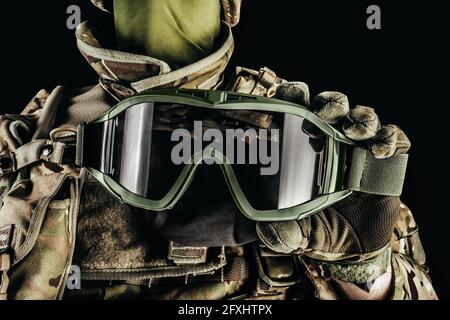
[346,147,408,196]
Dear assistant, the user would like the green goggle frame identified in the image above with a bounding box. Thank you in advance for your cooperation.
[76,89,408,222]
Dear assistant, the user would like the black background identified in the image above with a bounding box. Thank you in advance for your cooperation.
[2,1,448,299]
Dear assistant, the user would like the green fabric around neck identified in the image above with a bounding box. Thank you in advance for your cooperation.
[114,0,221,68]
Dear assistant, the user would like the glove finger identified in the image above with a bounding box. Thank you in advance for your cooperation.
[311,91,350,124]
[342,105,381,141]
[275,82,310,106]
[256,220,308,254]
[368,125,411,159]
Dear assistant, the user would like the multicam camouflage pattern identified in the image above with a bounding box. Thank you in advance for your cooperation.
[391,253,438,300]
[90,0,112,13]
[0,87,85,300]
[90,0,243,27]
[229,67,285,97]
[0,81,255,300]
[0,81,438,301]
[76,20,234,100]
[4,174,80,300]
[0,9,438,299]
[220,0,243,27]
[391,203,427,267]
[313,246,392,284]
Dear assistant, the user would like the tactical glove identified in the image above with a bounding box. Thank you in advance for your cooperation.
[256,82,411,288]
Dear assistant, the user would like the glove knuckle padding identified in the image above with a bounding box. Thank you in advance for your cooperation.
[311,91,350,124]
[369,125,411,159]
[342,105,380,141]
[257,193,401,255]
[275,82,310,106]
[256,220,305,254]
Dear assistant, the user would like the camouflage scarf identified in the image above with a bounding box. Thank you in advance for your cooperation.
[114,0,221,68]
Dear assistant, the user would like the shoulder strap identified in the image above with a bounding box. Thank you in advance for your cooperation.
[0,140,66,177]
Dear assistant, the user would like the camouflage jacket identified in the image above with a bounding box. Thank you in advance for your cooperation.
[0,16,437,300]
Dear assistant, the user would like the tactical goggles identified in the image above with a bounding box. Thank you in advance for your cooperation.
[76,89,408,221]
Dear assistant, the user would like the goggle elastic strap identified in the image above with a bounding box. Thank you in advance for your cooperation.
[346,147,408,197]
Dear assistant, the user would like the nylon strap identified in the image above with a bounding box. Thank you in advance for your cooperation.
[0,140,66,177]
[0,253,10,300]
[346,147,408,196]
[124,256,249,286]
[0,225,13,301]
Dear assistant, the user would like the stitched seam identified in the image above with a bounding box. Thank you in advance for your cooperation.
[76,38,169,67]
[336,211,363,253]
[268,223,292,252]
[14,174,67,264]
[316,213,332,252]
[359,150,368,191]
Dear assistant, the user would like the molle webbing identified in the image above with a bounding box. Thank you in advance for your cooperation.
[124,256,249,286]
[0,225,14,300]
[346,147,408,196]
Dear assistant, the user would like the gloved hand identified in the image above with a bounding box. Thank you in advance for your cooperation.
[256,81,411,287]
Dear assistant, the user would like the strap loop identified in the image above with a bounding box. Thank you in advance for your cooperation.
[0,140,66,177]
